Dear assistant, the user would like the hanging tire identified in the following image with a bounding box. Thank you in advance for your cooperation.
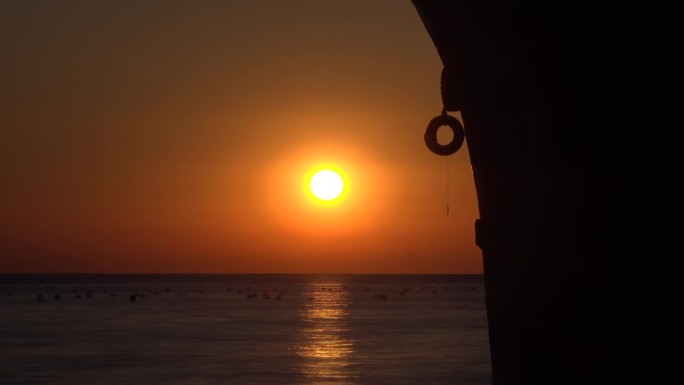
[424,114,465,156]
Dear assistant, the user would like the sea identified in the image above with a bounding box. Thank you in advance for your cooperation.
[0,274,492,385]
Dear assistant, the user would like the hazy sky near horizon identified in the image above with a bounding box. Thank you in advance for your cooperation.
[0,0,481,274]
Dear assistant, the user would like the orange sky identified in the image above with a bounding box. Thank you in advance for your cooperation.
[0,0,481,274]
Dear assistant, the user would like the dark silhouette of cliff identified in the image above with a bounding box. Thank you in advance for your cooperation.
[412,1,673,384]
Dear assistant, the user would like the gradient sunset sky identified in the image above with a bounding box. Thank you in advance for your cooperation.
[1,0,481,274]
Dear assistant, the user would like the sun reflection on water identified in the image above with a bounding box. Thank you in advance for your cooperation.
[297,282,355,384]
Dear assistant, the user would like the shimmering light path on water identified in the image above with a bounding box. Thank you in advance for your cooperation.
[298,281,354,382]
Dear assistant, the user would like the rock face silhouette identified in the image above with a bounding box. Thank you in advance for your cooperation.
[412,2,671,384]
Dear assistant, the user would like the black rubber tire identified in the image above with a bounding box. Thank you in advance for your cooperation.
[423,114,465,156]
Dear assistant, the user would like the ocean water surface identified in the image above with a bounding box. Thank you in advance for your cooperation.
[0,274,491,385]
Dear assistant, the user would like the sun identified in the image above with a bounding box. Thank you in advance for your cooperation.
[308,169,344,201]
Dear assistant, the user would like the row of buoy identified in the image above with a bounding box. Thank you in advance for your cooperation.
[33,291,388,302]
[6,283,481,304]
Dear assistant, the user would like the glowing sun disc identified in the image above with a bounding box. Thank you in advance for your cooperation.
[309,169,344,200]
